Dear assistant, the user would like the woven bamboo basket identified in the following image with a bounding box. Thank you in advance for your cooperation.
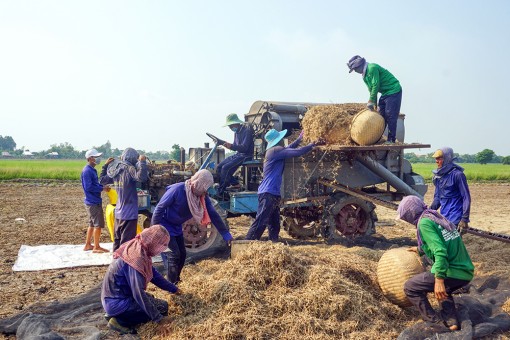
[350,109,385,145]
[377,247,424,307]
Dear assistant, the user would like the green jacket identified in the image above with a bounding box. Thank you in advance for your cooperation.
[363,63,402,103]
[418,218,474,281]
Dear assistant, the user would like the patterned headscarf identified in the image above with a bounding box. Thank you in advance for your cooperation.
[397,195,457,251]
[106,147,140,178]
[432,147,464,178]
[185,169,213,225]
[113,225,170,288]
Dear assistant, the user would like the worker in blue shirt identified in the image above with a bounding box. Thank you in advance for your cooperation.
[216,113,254,195]
[430,147,471,231]
[245,129,322,242]
[81,148,109,253]
[151,169,233,283]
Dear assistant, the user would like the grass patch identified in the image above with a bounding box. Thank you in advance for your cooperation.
[411,163,510,182]
[0,159,86,180]
[2,160,510,182]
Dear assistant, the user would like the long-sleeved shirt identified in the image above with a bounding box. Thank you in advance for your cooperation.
[81,164,103,205]
[151,182,233,240]
[363,63,402,103]
[418,218,474,281]
[230,124,254,157]
[431,168,471,224]
[258,136,314,196]
[100,161,148,220]
[101,258,177,322]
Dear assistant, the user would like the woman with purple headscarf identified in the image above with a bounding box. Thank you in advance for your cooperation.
[151,169,233,283]
[397,195,474,331]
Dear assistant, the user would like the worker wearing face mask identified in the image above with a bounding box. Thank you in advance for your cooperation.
[215,113,254,196]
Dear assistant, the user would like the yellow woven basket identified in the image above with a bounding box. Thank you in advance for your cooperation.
[350,109,385,145]
[377,247,424,307]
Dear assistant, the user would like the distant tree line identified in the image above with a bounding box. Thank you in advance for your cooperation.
[405,149,510,165]
[1,135,509,165]
[0,137,184,161]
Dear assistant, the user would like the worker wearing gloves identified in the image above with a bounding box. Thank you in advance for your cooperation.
[151,169,233,283]
[397,195,474,332]
[216,113,254,195]
[101,225,180,335]
[246,130,323,242]
[430,147,471,232]
[100,148,148,251]
[347,55,402,144]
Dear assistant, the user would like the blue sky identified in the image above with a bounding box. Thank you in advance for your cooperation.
[1,1,509,156]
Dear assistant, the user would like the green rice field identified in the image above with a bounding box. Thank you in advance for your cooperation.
[1,159,510,182]
[410,163,510,181]
[0,159,87,180]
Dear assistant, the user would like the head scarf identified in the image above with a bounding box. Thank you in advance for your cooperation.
[113,225,170,288]
[432,147,464,178]
[185,169,213,225]
[347,55,366,73]
[397,195,457,251]
[106,147,140,178]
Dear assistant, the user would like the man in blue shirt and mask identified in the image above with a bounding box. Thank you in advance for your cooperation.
[216,113,254,195]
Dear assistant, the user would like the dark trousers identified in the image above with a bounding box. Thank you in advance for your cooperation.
[113,219,137,251]
[115,293,168,328]
[246,193,281,242]
[161,234,186,284]
[404,271,470,323]
[217,153,250,194]
[378,89,402,142]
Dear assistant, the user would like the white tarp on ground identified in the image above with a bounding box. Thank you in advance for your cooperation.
[12,243,162,272]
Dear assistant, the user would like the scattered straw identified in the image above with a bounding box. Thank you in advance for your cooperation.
[503,298,510,314]
[141,242,409,340]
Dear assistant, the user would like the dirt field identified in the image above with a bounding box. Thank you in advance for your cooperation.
[0,180,509,338]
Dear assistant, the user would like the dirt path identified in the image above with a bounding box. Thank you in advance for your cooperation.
[0,181,509,337]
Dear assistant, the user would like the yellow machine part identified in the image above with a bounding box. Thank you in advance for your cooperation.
[105,188,142,242]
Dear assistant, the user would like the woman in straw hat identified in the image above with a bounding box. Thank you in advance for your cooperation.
[245,129,322,242]
[101,225,179,334]
[151,169,233,283]
[397,195,474,331]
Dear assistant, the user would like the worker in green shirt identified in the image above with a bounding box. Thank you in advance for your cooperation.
[347,55,402,143]
[397,195,474,332]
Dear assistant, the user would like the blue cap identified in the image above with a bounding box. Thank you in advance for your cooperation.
[265,129,287,149]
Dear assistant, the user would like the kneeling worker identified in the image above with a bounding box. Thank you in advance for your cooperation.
[397,195,474,331]
[101,225,180,334]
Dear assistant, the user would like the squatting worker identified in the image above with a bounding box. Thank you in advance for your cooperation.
[431,147,471,231]
[397,195,474,331]
[151,169,233,283]
[347,55,402,144]
[81,148,109,253]
[245,130,323,242]
[101,225,180,335]
[216,113,254,196]
[100,148,148,251]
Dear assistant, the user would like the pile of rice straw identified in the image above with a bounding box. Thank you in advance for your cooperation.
[301,103,366,145]
[140,242,410,339]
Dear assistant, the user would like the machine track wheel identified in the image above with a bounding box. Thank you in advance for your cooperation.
[183,198,229,256]
[282,216,319,239]
[323,196,376,238]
